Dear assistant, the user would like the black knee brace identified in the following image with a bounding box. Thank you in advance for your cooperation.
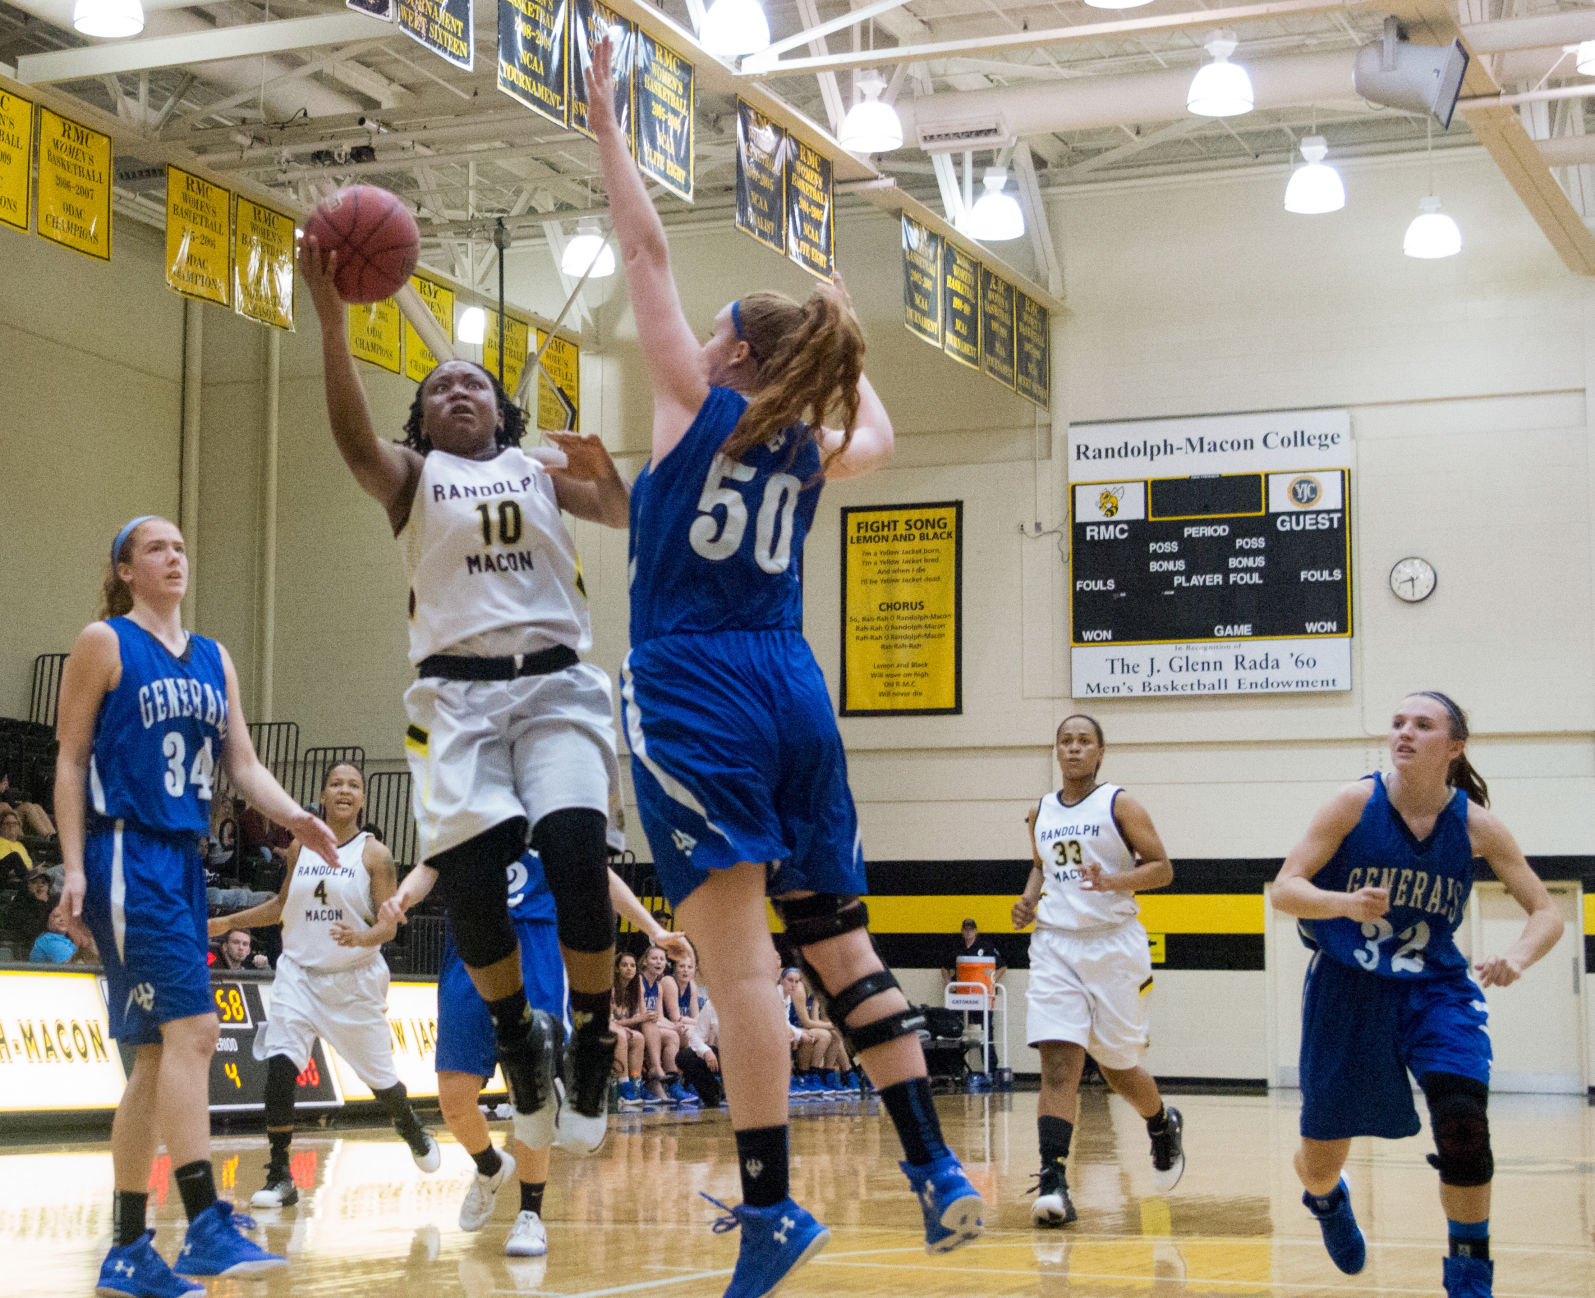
[431,818,525,968]
[773,894,926,1054]
[532,807,614,953]
[264,1053,298,1130]
[1423,1073,1493,1186]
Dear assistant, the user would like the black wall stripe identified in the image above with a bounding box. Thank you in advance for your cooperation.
[873,932,1264,972]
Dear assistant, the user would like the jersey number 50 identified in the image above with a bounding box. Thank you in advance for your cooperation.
[689,455,801,574]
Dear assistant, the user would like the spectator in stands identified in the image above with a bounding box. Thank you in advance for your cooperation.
[5,869,55,947]
[0,809,32,885]
[782,968,852,1094]
[0,774,56,839]
[30,908,78,963]
[638,943,695,1106]
[671,949,724,1105]
[612,952,650,1108]
[214,928,270,971]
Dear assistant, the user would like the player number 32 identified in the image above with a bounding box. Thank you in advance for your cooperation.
[688,455,801,574]
[1354,918,1430,973]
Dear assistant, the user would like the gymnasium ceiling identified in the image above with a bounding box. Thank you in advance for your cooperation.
[5,0,1595,292]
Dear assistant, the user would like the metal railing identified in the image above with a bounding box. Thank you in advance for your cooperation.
[29,653,67,728]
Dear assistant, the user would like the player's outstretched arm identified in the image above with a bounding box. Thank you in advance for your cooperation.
[1470,806,1563,986]
[1272,781,1387,920]
[608,867,692,960]
[209,845,295,937]
[51,623,121,941]
[545,430,630,527]
[378,862,437,931]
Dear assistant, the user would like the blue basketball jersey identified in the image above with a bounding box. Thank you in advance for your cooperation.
[628,386,822,644]
[90,618,228,836]
[640,973,662,1014]
[677,980,704,1016]
[1304,774,1473,979]
[506,849,556,925]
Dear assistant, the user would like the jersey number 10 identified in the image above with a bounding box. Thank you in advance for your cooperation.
[689,456,801,575]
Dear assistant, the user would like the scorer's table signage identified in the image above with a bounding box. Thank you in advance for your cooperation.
[1069,411,1352,697]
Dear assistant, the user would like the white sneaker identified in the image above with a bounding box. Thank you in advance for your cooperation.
[459,1148,516,1232]
[505,1210,548,1258]
[405,1128,442,1174]
[553,1102,608,1156]
[511,1078,556,1150]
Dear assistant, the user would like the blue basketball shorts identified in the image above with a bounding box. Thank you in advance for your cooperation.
[619,630,865,908]
[435,918,568,1080]
[82,822,213,1046]
[1299,952,1492,1141]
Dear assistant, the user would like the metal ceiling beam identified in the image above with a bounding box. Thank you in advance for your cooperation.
[740,0,1376,78]
[14,11,390,85]
[743,0,912,71]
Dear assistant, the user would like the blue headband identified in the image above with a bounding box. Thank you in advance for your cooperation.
[731,300,760,362]
[111,516,159,567]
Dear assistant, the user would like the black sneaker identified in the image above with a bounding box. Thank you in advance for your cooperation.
[554,1027,617,1156]
[250,1165,298,1209]
[1149,1107,1185,1192]
[502,1009,561,1149]
[1029,1161,1076,1227]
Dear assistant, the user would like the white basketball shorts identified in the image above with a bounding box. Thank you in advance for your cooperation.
[1025,920,1153,1070]
[404,661,621,861]
[256,951,399,1090]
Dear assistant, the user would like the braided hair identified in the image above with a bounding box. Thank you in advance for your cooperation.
[400,360,527,454]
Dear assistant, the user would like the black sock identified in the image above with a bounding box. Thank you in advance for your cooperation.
[267,1129,292,1170]
[569,988,611,1037]
[488,989,531,1050]
[1038,1115,1073,1167]
[1145,1106,1169,1134]
[520,1181,545,1215]
[173,1161,217,1221]
[373,1082,425,1138]
[471,1146,503,1178]
[112,1190,147,1247]
[735,1125,790,1208]
[880,1077,951,1167]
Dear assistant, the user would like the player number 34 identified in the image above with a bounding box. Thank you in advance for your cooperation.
[161,732,215,801]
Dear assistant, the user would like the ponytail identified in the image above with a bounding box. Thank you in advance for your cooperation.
[1413,690,1490,806]
[719,285,863,468]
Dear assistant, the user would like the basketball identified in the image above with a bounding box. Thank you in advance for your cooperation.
[303,185,420,304]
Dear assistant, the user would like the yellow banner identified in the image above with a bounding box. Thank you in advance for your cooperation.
[233,196,295,330]
[404,273,455,381]
[36,107,110,261]
[0,970,126,1112]
[349,297,401,373]
[0,89,32,233]
[483,309,532,399]
[840,502,962,715]
[164,166,231,306]
[534,329,580,431]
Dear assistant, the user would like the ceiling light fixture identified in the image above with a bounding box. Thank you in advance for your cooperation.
[457,307,487,344]
[700,0,769,58]
[1187,31,1253,117]
[72,0,144,38]
[1084,0,1153,11]
[1577,40,1595,75]
[1283,135,1345,214]
[839,71,903,154]
[1403,195,1461,258]
[965,166,1024,241]
[560,218,616,278]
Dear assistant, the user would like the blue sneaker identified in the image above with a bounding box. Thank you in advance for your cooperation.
[1443,1255,1493,1298]
[704,1193,829,1298]
[617,1078,646,1110]
[667,1079,701,1107]
[97,1231,202,1297]
[174,1201,287,1276]
[901,1153,983,1254]
[787,1078,809,1102]
[1303,1177,1365,1275]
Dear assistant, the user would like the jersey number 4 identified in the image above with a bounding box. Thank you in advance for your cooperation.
[161,733,215,801]
[689,455,801,574]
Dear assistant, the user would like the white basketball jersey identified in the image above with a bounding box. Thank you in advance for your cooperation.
[283,831,378,971]
[1031,784,1140,932]
[401,446,592,664]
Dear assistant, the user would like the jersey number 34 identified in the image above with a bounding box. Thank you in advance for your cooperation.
[689,455,801,574]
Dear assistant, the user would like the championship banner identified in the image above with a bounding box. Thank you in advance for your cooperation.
[403,273,456,381]
[900,215,941,347]
[36,107,110,261]
[569,0,632,141]
[164,166,232,307]
[978,265,1015,391]
[0,89,32,234]
[734,99,785,255]
[348,0,394,16]
[233,196,296,330]
[349,298,401,373]
[497,0,568,126]
[534,329,580,430]
[839,502,963,717]
[0,970,124,1112]
[483,309,532,396]
[397,0,473,69]
[1014,288,1050,411]
[940,241,979,370]
[633,31,693,201]
[783,136,833,279]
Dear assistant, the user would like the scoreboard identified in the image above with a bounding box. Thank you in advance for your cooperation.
[1070,468,1352,696]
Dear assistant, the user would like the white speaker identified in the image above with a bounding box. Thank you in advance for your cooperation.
[1353,18,1469,129]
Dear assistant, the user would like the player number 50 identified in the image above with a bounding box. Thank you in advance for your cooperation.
[689,455,801,574]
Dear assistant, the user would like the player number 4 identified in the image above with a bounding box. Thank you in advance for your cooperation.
[688,455,801,574]
[1354,918,1430,973]
[162,733,215,801]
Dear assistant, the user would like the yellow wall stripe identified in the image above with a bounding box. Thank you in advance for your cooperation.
[1583,893,1594,934]
[763,894,1266,936]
